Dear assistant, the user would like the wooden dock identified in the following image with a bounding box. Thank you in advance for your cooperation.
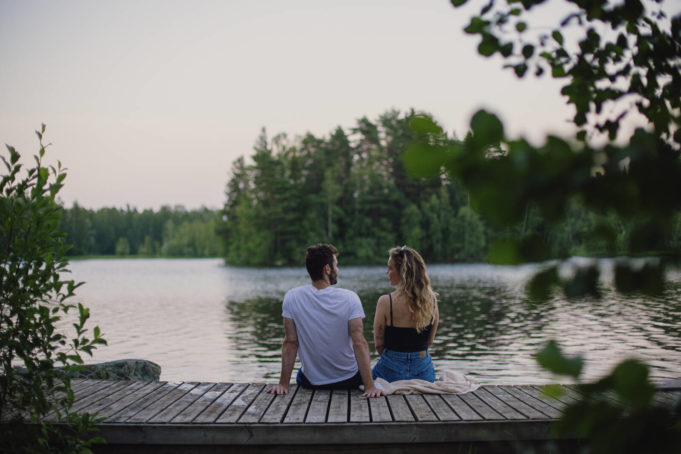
[49,378,679,453]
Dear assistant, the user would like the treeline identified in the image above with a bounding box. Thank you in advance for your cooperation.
[59,204,222,257]
[218,109,681,267]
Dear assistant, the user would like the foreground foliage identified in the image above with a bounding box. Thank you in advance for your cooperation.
[404,0,681,451]
[0,126,107,452]
[537,342,681,453]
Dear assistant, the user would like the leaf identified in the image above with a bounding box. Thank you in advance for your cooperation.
[450,0,468,6]
[470,109,504,145]
[500,42,513,57]
[478,34,499,56]
[480,0,493,15]
[552,30,564,45]
[541,384,566,399]
[562,265,601,299]
[516,22,527,32]
[465,17,487,34]
[409,114,443,136]
[535,340,583,378]
[614,261,664,296]
[514,63,528,77]
[551,64,567,77]
[488,239,521,264]
[402,142,447,179]
[522,44,534,58]
[526,266,559,301]
[611,359,654,409]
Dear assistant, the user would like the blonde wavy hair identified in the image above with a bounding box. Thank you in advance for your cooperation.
[389,246,437,333]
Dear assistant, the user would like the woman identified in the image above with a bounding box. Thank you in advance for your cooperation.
[372,246,439,382]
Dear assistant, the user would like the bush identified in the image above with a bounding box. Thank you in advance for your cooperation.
[0,125,107,453]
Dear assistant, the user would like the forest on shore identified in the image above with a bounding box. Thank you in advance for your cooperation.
[59,109,681,264]
[218,109,681,266]
[59,204,222,257]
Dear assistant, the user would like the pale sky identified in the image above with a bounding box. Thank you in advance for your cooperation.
[2,0,675,210]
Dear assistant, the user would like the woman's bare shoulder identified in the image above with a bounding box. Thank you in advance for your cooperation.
[376,293,391,307]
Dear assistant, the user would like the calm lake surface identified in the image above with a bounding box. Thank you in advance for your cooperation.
[64,258,681,385]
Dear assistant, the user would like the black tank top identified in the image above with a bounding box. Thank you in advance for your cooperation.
[383,294,433,353]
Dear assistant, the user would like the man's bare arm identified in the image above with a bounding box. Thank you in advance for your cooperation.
[267,317,298,395]
[349,317,385,398]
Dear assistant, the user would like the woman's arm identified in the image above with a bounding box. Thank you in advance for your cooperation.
[373,295,387,355]
[428,301,439,348]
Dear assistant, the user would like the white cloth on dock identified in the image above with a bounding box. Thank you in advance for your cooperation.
[373,369,480,395]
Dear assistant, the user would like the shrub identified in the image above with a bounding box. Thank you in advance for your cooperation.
[0,125,107,452]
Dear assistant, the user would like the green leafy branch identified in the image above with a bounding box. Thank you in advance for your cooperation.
[1,125,107,453]
[535,341,681,453]
[452,0,681,146]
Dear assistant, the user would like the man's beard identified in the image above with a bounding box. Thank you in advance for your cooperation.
[329,271,338,285]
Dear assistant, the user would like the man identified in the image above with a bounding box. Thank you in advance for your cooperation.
[267,244,385,398]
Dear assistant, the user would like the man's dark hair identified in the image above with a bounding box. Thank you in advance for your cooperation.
[305,243,338,281]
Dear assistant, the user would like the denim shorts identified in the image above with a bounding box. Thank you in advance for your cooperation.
[372,348,436,383]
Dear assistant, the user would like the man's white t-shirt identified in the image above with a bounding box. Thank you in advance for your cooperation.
[282,284,365,385]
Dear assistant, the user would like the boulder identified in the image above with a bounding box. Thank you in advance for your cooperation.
[69,359,161,381]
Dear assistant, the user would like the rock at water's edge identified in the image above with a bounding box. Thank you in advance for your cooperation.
[70,359,161,381]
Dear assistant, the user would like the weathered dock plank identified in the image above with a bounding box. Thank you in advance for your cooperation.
[216,384,264,423]
[70,378,98,393]
[327,389,349,423]
[386,395,415,421]
[283,386,312,423]
[442,393,482,420]
[424,394,460,421]
[70,380,131,413]
[149,382,215,423]
[74,381,148,416]
[562,384,588,402]
[98,381,166,419]
[239,386,276,423]
[653,390,681,407]
[530,385,579,406]
[500,386,562,419]
[305,389,330,423]
[368,393,392,422]
[193,382,246,423]
[71,379,120,404]
[105,381,175,422]
[405,394,438,421]
[171,383,229,423]
[473,387,526,420]
[127,382,197,423]
[349,389,370,422]
[260,385,298,423]
[458,390,504,420]
[512,386,565,418]
[485,385,548,419]
[667,391,680,403]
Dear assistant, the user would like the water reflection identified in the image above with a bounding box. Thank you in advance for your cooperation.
[225,297,283,360]
[67,259,681,384]
[222,263,681,384]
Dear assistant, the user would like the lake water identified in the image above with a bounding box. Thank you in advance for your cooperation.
[63,258,681,385]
